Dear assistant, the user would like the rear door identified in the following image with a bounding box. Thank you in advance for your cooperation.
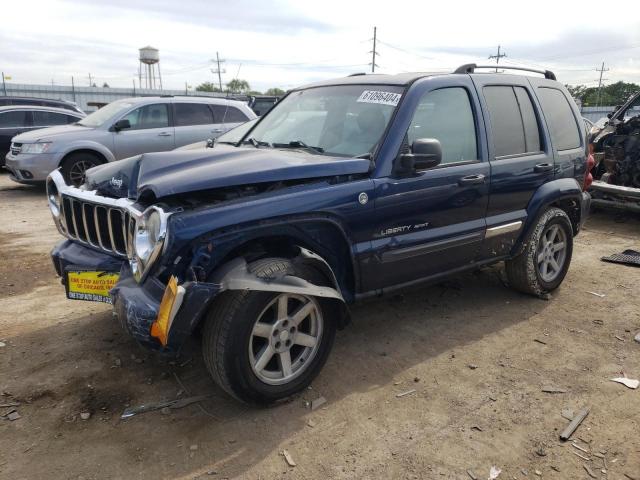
[173,102,217,147]
[361,76,490,291]
[112,103,175,159]
[471,76,554,259]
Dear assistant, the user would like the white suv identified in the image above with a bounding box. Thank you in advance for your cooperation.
[5,96,256,186]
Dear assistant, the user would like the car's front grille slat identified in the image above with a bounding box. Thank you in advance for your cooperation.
[60,194,130,258]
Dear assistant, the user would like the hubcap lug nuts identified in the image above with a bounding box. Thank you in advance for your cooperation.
[273,329,279,337]
[275,341,281,349]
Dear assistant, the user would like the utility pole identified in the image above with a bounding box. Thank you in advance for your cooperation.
[132,79,136,96]
[2,72,6,96]
[88,73,93,87]
[211,52,226,92]
[488,45,507,72]
[71,76,76,102]
[369,26,379,73]
[595,61,609,107]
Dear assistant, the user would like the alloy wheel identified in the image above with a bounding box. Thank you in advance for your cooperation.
[249,293,323,386]
[536,224,567,283]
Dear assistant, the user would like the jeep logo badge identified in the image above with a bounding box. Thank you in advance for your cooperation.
[358,192,368,205]
[110,177,123,189]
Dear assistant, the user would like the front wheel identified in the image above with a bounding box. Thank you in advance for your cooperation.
[60,152,101,187]
[202,258,337,405]
[505,207,574,296]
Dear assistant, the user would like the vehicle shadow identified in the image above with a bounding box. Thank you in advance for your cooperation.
[0,265,550,479]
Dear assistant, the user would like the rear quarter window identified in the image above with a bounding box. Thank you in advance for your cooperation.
[536,87,581,150]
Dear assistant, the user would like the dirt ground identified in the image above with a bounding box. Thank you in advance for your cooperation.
[1,172,639,480]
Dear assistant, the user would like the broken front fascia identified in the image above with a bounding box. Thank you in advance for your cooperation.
[145,246,345,349]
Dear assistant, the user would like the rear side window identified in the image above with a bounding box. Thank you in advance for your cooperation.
[407,87,477,164]
[536,87,581,150]
[33,111,69,126]
[174,103,214,126]
[212,105,249,123]
[0,110,28,128]
[483,86,542,157]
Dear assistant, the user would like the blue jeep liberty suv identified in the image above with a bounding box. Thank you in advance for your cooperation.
[47,64,591,404]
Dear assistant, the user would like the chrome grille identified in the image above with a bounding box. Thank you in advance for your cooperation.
[60,194,131,257]
[10,143,22,155]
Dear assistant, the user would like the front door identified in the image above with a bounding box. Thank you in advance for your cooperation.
[113,103,175,159]
[361,77,490,292]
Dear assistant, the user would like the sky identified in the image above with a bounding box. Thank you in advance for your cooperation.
[1,0,640,92]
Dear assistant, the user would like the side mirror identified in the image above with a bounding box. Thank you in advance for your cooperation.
[398,138,442,173]
[206,138,214,148]
[112,119,131,132]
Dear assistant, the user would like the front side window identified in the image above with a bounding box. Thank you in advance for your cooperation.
[174,103,213,126]
[0,110,28,128]
[536,87,581,151]
[246,85,404,157]
[77,100,134,128]
[121,104,169,130]
[407,87,478,164]
[33,111,68,126]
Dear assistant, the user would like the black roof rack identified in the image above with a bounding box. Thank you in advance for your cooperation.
[454,63,556,81]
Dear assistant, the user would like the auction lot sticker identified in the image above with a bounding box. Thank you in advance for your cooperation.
[357,90,402,106]
[66,271,119,303]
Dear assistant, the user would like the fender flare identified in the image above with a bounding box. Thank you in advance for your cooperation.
[512,178,583,256]
[210,246,345,303]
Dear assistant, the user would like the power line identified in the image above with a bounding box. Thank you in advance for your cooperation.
[376,40,433,60]
[488,45,507,72]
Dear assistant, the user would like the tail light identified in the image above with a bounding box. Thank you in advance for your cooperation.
[583,153,595,191]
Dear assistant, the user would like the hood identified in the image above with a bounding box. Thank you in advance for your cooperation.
[84,145,371,200]
[13,124,94,142]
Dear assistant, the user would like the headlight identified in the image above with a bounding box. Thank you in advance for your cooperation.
[131,207,169,281]
[21,142,52,154]
[46,177,61,217]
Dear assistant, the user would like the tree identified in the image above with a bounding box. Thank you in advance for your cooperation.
[565,81,640,107]
[226,79,250,94]
[195,82,221,92]
[102,82,110,88]
[265,87,285,96]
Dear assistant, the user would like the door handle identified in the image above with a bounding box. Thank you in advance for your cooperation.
[458,174,485,186]
[534,163,554,173]
[158,132,172,137]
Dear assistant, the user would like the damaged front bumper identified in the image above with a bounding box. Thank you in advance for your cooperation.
[51,239,221,353]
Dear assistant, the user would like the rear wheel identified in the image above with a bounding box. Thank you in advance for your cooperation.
[505,207,573,296]
[60,152,101,187]
[202,258,337,405]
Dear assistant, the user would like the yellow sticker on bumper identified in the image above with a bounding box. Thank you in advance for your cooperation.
[67,271,119,303]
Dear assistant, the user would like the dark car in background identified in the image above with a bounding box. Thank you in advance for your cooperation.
[0,96,84,115]
[248,95,280,116]
[0,105,85,167]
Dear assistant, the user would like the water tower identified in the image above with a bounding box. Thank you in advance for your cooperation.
[138,46,162,90]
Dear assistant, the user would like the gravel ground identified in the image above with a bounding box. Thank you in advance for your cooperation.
[0,172,639,480]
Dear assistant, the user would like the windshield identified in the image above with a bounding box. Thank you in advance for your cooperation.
[77,100,135,128]
[245,85,403,157]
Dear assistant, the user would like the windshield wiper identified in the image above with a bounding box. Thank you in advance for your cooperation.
[243,137,272,148]
[274,140,324,154]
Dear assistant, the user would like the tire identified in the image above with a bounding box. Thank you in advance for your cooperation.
[202,257,338,405]
[505,207,574,297]
[60,152,101,187]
